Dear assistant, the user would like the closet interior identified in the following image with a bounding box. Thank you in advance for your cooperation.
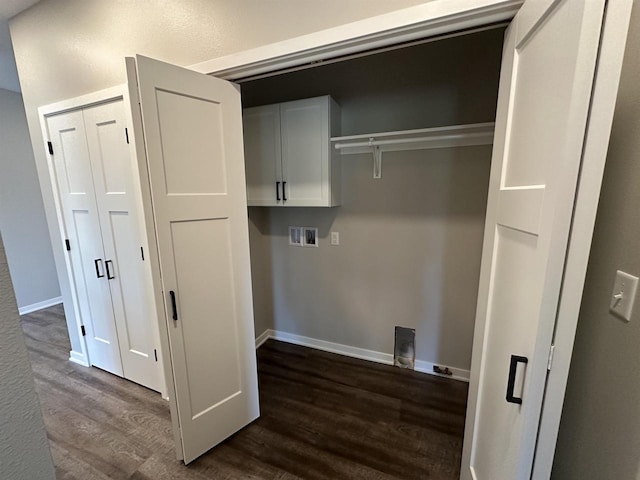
[242,26,505,380]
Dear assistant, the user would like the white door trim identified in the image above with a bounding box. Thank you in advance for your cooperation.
[185,0,630,475]
[190,0,524,79]
[531,1,634,477]
[38,85,125,117]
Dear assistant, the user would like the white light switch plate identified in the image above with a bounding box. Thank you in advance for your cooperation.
[331,231,339,245]
[609,270,638,322]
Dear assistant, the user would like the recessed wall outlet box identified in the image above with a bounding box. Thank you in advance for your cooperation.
[394,326,415,369]
[331,231,339,245]
[302,227,318,247]
[609,270,638,322]
[289,226,302,246]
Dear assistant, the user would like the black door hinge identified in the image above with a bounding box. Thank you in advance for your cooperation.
[81,325,86,336]
[47,141,54,155]
[140,246,144,261]
[125,127,130,144]
[65,239,71,251]
[154,349,158,362]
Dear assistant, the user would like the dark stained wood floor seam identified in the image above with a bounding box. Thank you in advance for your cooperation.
[21,305,467,479]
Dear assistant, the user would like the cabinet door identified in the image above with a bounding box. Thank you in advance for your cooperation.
[83,100,163,393]
[47,110,123,376]
[243,104,282,206]
[280,97,330,206]
[129,54,259,464]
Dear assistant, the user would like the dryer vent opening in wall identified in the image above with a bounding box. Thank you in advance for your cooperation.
[394,326,415,369]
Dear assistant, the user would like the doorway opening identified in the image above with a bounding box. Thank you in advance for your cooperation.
[239,24,506,475]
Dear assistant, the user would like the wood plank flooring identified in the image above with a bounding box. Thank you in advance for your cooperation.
[21,305,468,479]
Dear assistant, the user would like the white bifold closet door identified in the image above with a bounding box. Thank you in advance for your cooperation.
[48,110,123,376]
[462,0,607,479]
[47,100,162,393]
[127,55,259,464]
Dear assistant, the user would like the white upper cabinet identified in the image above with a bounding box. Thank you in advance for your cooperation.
[243,95,341,207]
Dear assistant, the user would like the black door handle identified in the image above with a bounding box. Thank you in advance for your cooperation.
[282,181,287,201]
[105,260,115,280]
[169,291,178,320]
[276,181,281,201]
[94,259,104,278]
[506,355,528,404]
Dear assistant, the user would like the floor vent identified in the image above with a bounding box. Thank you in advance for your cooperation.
[394,326,415,369]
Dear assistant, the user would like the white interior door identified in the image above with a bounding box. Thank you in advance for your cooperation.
[462,1,606,479]
[47,110,123,376]
[128,55,259,463]
[83,100,163,393]
[243,104,282,206]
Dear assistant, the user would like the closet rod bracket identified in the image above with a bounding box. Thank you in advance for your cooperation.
[370,139,382,179]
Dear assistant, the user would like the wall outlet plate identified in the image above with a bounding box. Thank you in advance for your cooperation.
[289,226,302,246]
[609,270,638,322]
[302,227,318,247]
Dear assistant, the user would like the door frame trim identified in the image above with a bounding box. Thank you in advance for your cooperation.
[183,0,631,475]
[531,1,633,477]
[190,0,523,80]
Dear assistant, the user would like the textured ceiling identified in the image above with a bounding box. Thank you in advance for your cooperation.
[0,0,40,92]
[0,0,41,19]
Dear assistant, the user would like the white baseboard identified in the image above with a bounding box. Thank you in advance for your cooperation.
[255,329,272,348]
[255,329,469,382]
[414,360,470,382]
[69,350,89,367]
[273,330,395,365]
[19,296,63,315]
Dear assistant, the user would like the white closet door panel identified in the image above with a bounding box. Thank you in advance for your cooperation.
[83,100,163,393]
[46,111,123,376]
[243,104,282,206]
[68,210,121,369]
[156,91,229,195]
[170,219,241,414]
[131,54,259,463]
[280,97,329,206]
[463,1,606,479]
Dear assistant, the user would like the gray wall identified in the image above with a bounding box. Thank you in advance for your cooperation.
[9,0,426,354]
[552,3,640,479]
[243,29,503,371]
[0,232,55,479]
[0,88,59,309]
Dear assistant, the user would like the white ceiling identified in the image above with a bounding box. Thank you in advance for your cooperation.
[0,0,41,92]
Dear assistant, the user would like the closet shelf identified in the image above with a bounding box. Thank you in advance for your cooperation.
[331,122,495,178]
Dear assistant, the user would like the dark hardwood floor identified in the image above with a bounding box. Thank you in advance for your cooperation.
[21,305,468,479]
